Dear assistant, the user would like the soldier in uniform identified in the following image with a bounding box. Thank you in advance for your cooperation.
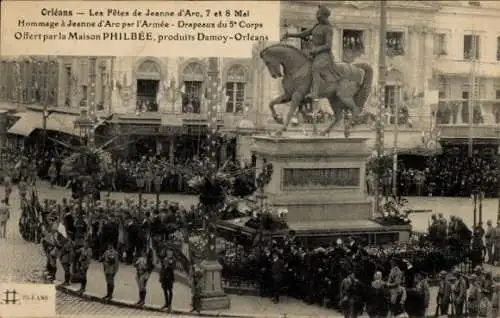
[485,220,495,265]
[494,221,500,266]
[452,267,468,317]
[48,160,57,188]
[490,283,500,318]
[77,240,92,294]
[468,274,482,317]
[63,207,75,241]
[339,271,363,318]
[159,248,176,312]
[386,259,403,306]
[270,251,284,303]
[0,199,10,238]
[190,264,203,314]
[436,270,452,316]
[59,238,74,285]
[18,177,28,209]
[3,173,12,205]
[134,247,154,307]
[42,228,58,281]
[102,243,119,301]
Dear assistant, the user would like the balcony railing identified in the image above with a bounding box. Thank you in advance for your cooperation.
[437,124,499,139]
[129,110,225,122]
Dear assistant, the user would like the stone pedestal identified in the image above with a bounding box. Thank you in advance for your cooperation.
[253,134,372,223]
[199,260,230,310]
[218,134,410,250]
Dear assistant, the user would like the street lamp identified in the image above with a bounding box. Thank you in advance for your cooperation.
[136,171,145,213]
[154,171,163,210]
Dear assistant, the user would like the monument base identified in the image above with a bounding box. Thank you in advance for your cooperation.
[199,260,231,310]
[217,217,411,248]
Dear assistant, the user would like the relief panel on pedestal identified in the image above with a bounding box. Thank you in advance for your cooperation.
[282,167,360,191]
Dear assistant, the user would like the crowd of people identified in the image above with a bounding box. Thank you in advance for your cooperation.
[218,219,500,317]
[0,145,253,197]
[4,143,500,317]
[18,188,205,313]
[391,153,499,198]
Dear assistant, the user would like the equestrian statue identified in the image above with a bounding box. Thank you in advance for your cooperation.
[260,5,373,137]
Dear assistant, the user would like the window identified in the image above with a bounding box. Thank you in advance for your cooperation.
[462,91,470,123]
[98,64,106,110]
[182,81,202,113]
[7,62,15,101]
[433,33,447,56]
[386,32,405,56]
[31,62,39,103]
[21,61,30,104]
[65,66,72,107]
[342,29,364,61]
[384,85,401,122]
[136,80,159,112]
[497,36,500,61]
[47,61,58,106]
[225,65,246,113]
[496,89,500,100]
[464,34,480,60]
[40,62,48,105]
[81,85,88,107]
[225,83,245,113]
[182,62,205,113]
[438,76,449,99]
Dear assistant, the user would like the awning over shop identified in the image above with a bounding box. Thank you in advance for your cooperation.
[7,111,43,136]
[46,113,80,136]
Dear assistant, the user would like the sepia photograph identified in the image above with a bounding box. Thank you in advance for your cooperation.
[1,1,500,317]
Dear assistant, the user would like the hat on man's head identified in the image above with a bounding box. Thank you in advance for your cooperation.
[317,5,331,17]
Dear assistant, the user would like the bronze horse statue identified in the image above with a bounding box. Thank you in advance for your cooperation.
[260,43,373,136]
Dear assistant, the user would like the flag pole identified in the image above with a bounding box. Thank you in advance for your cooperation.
[375,0,387,216]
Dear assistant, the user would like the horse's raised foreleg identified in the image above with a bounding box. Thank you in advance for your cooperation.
[269,94,291,124]
[275,92,303,136]
[320,95,343,136]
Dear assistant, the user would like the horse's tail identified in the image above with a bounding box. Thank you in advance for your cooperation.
[353,63,373,110]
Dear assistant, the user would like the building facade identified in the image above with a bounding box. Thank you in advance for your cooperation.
[249,0,440,155]
[0,56,253,162]
[250,0,500,157]
[433,1,500,150]
[2,1,500,163]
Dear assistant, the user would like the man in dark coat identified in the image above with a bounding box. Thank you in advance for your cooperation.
[59,238,74,285]
[63,209,75,240]
[125,215,137,264]
[159,248,176,312]
[271,251,284,303]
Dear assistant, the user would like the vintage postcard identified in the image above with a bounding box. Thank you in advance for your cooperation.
[1,1,500,317]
